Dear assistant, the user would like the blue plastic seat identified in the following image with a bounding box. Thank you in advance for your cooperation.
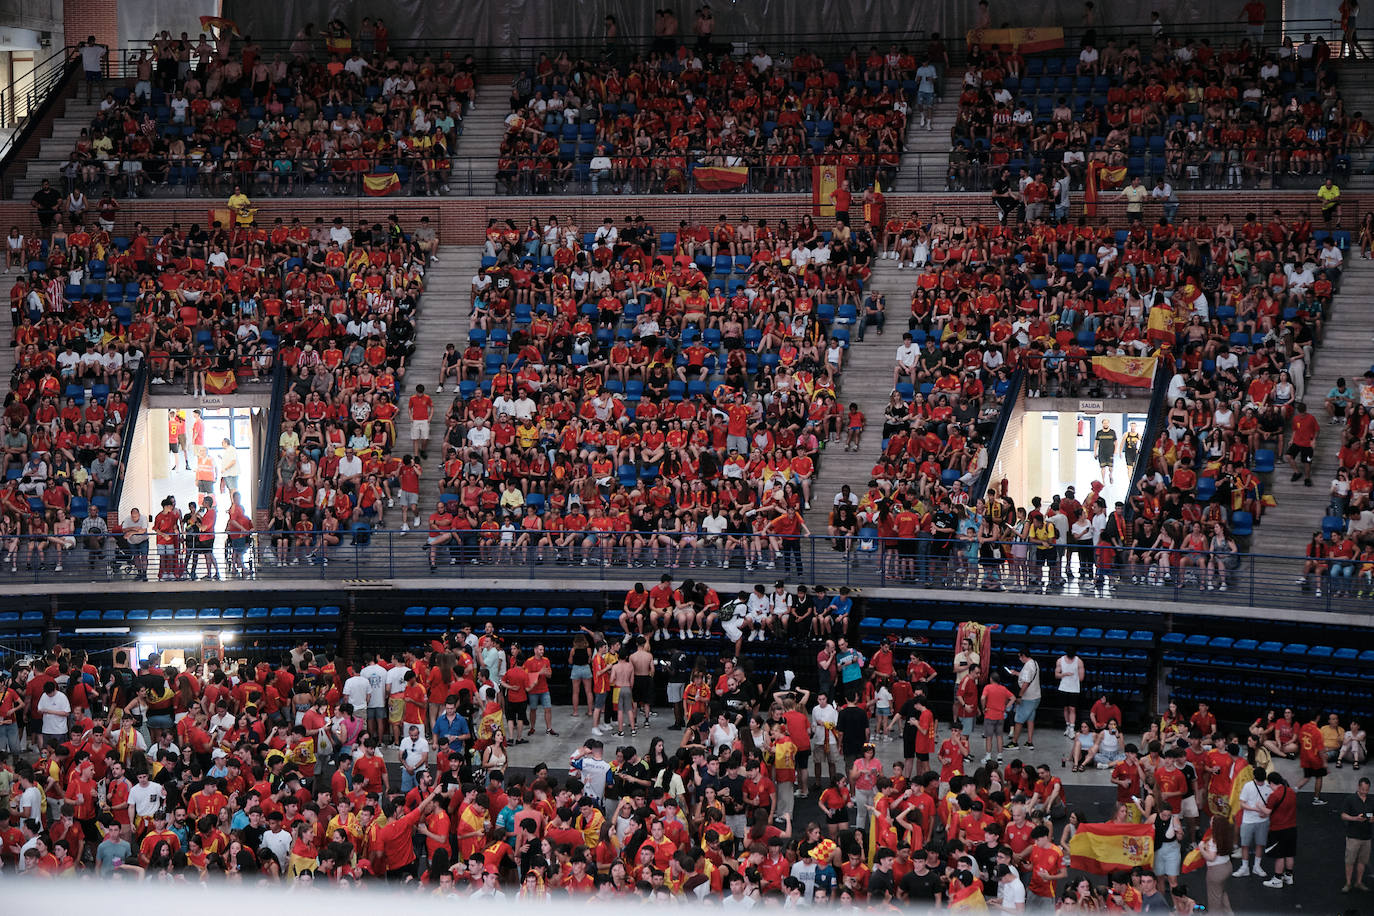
[222,607,244,620]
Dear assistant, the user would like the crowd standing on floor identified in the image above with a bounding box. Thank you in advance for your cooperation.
[0,597,1367,910]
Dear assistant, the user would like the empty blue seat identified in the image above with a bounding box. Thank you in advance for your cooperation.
[319,606,340,619]
[428,606,451,620]
[151,608,173,620]
[1053,626,1078,639]
[930,621,955,634]
[907,619,931,632]
[1104,629,1130,642]
[1258,640,1283,654]
[1003,624,1029,637]
[404,605,426,617]
[222,607,244,619]
[859,617,885,633]
[1233,638,1258,653]
[127,608,150,620]
[102,609,126,621]
[1282,643,1308,656]
[77,609,101,622]
[198,608,221,620]
[1029,625,1053,638]
[174,608,197,620]
[1209,636,1234,650]
[270,606,293,619]
[882,618,907,632]
[1185,634,1209,647]
[1079,627,1104,640]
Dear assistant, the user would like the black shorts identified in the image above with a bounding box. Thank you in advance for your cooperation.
[795,749,811,770]
[827,809,849,824]
[1302,765,1327,779]
[897,540,917,557]
[1287,443,1314,464]
[633,675,652,704]
[505,699,527,722]
[1266,826,1297,859]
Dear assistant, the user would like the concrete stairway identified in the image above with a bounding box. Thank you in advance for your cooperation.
[0,272,17,383]
[802,259,908,531]
[410,244,482,513]
[445,84,507,196]
[14,99,105,198]
[897,77,960,192]
[1338,60,1374,188]
[1249,251,1374,558]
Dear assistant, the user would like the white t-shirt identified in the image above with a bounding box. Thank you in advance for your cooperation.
[997,877,1027,909]
[574,755,613,798]
[1238,780,1272,824]
[80,44,107,72]
[1018,658,1042,701]
[385,664,410,697]
[399,735,430,769]
[37,690,71,734]
[359,663,388,708]
[342,674,370,710]
[1056,655,1082,693]
[128,780,166,816]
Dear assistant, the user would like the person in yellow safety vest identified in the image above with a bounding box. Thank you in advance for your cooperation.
[194,445,217,496]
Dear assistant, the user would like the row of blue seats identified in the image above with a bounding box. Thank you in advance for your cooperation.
[856,618,1154,644]
[44,606,342,624]
[1161,632,1374,664]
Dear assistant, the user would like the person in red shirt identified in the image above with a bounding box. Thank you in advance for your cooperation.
[501,661,530,744]
[1285,401,1320,486]
[373,783,442,878]
[1296,713,1329,803]
[408,383,434,459]
[523,644,556,738]
[1026,825,1066,901]
[979,672,1016,762]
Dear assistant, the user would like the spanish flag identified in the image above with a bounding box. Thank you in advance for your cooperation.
[694,165,749,192]
[204,369,238,394]
[362,172,402,196]
[1068,821,1155,875]
[1084,162,1128,216]
[947,875,989,911]
[1146,298,1175,344]
[1091,355,1157,388]
[477,699,505,742]
[199,16,241,36]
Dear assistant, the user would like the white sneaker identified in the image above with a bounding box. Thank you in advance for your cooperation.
[435,385,444,393]
[400,524,409,535]
[1284,874,1293,885]
[1262,877,1284,889]
[1232,864,1250,878]
[591,725,603,736]
[1252,864,1267,878]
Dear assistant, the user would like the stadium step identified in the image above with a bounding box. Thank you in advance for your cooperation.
[413,244,484,512]
[803,258,913,531]
[896,76,960,192]
[1249,250,1374,558]
[446,84,508,196]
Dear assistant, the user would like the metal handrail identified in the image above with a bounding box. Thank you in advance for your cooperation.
[107,361,149,513]
[0,45,80,183]
[255,360,288,513]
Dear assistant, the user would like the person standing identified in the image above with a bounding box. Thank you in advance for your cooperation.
[1008,648,1041,750]
[79,36,108,103]
[1286,402,1320,487]
[1095,419,1119,482]
[1341,776,1374,892]
[1297,712,1329,803]
[1055,649,1084,737]
[1117,176,1149,223]
[220,438,239,495]
[1233,767,1272,878]
[1200,815,1235,914]
[1261,771,1298,888]
[979,672,1015,765]
[408,383,433,459]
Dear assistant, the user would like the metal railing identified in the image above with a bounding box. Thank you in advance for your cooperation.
[0,45,79,185]
[15,144,1364,201]
[254,361,288,513]
[107,362,149,512]
[8,531,1368,612]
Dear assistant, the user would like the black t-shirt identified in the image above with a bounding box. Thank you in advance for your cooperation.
[836,705,869,756]
[868,867,895,901]
[32,188,60,212]
[1343,793,1374,839]
[900,867,943,903]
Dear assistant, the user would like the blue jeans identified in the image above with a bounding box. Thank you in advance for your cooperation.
[400,767,418,793]
[0,722,19,753]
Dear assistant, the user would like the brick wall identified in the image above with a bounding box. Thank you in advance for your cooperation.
[0,190,1361,246]
[64,0,118,56]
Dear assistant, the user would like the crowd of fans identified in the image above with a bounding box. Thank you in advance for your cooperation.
[496,41,942,195]
[0,617,1362,909]
[54,29,475,198]
[416,211,880,575]
[1306,370,1374,595]
[949,32,1347,192]
[863,201,1347,591]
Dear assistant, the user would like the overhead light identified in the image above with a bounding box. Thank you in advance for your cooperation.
[75,626,131,634]
[220,631,237,645]
[135,630,205,647]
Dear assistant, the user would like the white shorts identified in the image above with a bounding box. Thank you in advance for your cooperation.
[666,682,685,704]
[411,420,430,441]
[398,491,418,507]
[1180,795,1199,818]
[722,619,744,642]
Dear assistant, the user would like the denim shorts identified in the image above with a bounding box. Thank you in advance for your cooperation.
[570,664,593,680]
[528,690,552,709]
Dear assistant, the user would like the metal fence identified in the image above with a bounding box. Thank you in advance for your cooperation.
[12,531,1368,613]
[15,147,1360,203]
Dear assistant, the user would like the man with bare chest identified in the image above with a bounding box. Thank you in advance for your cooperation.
[630,638,656,729]
[610,652,636,737]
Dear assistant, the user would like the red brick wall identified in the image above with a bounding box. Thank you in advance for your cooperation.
[64,0,119,57]
[0,191,1359,246]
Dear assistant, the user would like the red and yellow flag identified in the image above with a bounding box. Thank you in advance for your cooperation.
[1084,163,1128,217]
[362,172,402,196]
[693,165,749,192]
[1068,821,1155,875]
[1091,355,1157,388]
[199,16,241,36]
[204,370,238,395]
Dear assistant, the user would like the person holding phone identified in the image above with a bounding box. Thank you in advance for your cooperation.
[1341,776,1374,892]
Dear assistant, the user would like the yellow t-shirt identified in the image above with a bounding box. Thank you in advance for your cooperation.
[1317,184,1341,205]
